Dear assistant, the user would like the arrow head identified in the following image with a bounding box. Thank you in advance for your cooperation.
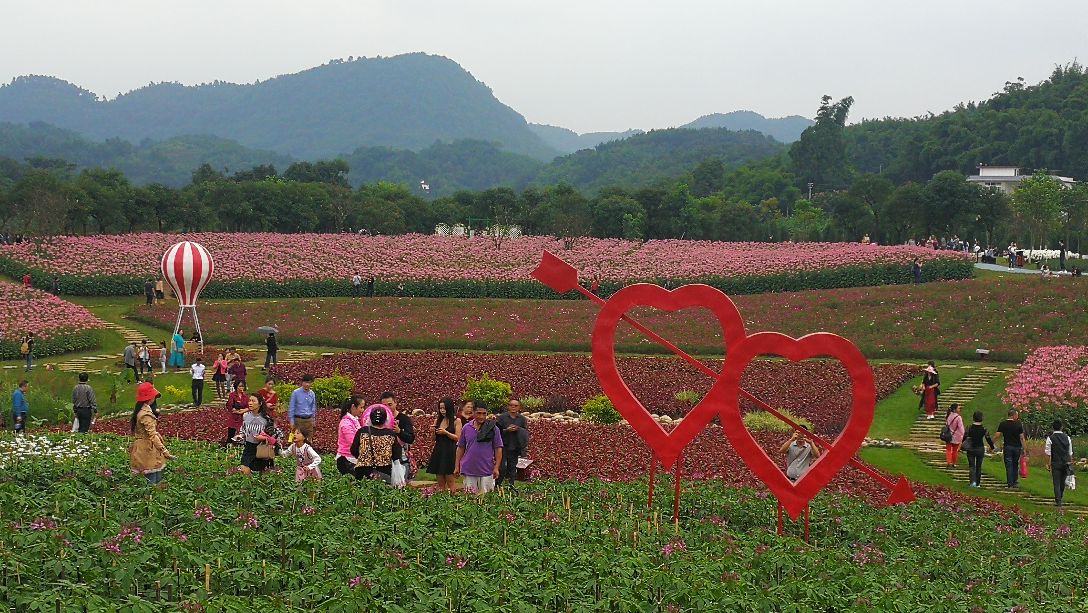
[531,250,580,294]
[885,476,916,505]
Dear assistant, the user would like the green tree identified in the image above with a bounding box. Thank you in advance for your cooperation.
[848,174,893,242]
[74,169,134,233]
[789,95,854,190]
[541,183,592,249]
[783,199,832,241]
[1011,172,1064,249]
[590,194,644,238]
[923,171,981,238]
[690,159,726,197]
[880,182,925,244]
[975,187,1011,247]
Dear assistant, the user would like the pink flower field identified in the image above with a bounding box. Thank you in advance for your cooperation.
[0,233,969,283]
[1004,346,1088,412]
[0,282,105,340]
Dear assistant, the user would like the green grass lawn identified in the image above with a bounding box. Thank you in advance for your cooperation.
[868,366,970,440]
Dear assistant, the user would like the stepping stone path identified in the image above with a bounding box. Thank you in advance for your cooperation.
[904,364,1088,515]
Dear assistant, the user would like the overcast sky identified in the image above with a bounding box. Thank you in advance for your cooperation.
[3,0,1086,134]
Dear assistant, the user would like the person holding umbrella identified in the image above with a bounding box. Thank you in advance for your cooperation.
[260,327,279,370]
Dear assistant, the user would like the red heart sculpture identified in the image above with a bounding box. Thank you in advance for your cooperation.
[715,331,875,520]
[591,284,747,469]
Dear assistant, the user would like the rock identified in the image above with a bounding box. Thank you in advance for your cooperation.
[564,410,578,418]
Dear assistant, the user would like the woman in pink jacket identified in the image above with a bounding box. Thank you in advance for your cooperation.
[335,396,365,478]
[945,403,965,468]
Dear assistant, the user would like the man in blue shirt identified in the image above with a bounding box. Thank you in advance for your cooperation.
[12,380,29,433]
[288,374,317,445]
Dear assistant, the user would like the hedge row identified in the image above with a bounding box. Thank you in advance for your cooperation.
[0,330,104,361]
[0,256,974,299]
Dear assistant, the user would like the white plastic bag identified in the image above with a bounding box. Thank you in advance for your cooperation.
[390,460,406,488]
[70,417,78,433]
[1066,473,1077,491]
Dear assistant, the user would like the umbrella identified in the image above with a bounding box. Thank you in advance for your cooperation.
[257,326,279,334]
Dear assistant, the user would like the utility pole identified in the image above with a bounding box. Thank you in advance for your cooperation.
[807,182,814,200]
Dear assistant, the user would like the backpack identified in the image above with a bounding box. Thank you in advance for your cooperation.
[19,342,29,355]
[939,423,953,443]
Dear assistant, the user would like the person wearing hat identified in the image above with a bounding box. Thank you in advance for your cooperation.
[128,383,174,484]
[919,362,940,420]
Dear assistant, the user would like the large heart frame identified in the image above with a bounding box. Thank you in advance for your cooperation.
[591,283,746,470]
[715,331,876,519]
[590,283,877,518]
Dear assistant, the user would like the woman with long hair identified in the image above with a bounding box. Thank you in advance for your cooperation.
[224,381,248,445]
[127,384,174,484]
[963,410,996,487]
[238,393,278,473]
[335,396,365,478]
[211,353,229,399]
[944,403,966,468]
[427,398,462,492]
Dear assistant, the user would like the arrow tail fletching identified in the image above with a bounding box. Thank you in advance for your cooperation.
[531,250,580,294]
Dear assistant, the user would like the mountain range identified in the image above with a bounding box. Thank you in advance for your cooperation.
[0,53,810,163]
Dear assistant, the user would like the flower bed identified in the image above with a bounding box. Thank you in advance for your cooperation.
[127,276,1088,361]
[0,233,973,297]
[0,282,106,359]
[0,434,1077,610]
[1004,346,1088,436]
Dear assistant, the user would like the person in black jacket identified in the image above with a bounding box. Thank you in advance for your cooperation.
[495,399,529,490]
[351,405,397,483]
[963,410,996,488]
[382,391,415,486]
[264,333,278,370]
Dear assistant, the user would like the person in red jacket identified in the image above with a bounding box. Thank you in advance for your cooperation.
[224,381,249,445]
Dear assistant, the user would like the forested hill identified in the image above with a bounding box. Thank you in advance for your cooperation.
[531,128,786,193]
[680,111,813,143]
[0,122,785,194]
[846,63,1088,182]
[0,53,558,160]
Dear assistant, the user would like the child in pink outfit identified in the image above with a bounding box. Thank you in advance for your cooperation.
[280,431,322,481]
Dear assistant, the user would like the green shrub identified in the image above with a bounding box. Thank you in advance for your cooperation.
[0,255,975,299]
[520,395,546,411]
[462,373,513,412]
[1022,406,1088,440]
[675,390,702,405]
[311,374,355,409]
[581,395,622,425]
[742,409,814,433]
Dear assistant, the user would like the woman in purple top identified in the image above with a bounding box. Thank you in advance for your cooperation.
[454,401,503,494]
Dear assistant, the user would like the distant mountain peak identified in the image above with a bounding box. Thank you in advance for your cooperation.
[680,111,813,143]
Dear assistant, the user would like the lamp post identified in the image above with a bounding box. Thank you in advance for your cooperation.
[807,182,814,200]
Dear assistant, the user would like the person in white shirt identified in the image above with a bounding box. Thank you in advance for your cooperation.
[1044,419,1075,508]
[351,273,363,298]
[190,357,207,407]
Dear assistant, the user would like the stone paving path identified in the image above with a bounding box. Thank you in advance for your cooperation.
[902,363,1087,514]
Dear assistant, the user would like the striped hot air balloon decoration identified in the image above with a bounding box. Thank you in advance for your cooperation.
[161,241,214,308]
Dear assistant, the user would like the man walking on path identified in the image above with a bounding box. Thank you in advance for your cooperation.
[1045,419,1074,508]
[995,409,1027,488]
[72,373,97,433]
[11,380,29,433]
[264,333,278,370]
[123,342,140,382]
[495,399,529,490]
[288,375,317,445]
[190,357,206,407]
[144,278,155,306]
[455,402,503,494]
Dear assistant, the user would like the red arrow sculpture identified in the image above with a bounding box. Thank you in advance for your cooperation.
[531,251,914,507]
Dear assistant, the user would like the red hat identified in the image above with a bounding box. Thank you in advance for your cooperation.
[135,382,160,404]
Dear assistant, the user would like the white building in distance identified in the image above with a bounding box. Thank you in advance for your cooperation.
[967,165,1077,194]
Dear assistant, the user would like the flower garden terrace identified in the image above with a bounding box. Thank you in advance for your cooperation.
[0,233,973,298]
[126,275,1088,362]
[0,280,106,359]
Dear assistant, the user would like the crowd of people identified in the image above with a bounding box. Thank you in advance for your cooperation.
[87,371,533,495]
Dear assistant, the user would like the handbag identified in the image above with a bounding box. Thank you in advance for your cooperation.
[256,443,276,459]
[1019,455,1029,478]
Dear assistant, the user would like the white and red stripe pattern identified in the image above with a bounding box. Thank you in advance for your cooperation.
[160,241,214,307]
